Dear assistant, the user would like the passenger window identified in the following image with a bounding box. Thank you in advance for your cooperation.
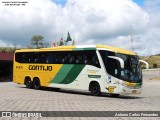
[84,51,100,68]
[62,56,68,63]
[84,56,89,64]
[15,51,100,68]
[67,52,83,64]
[39,53,48,63]
[55,54,63,63]
[69,55,76,64]
[76,56,82,64]
[54,52,69,64]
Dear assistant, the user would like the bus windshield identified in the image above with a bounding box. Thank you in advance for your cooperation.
[99,50,142,83]
[116,53,142,83]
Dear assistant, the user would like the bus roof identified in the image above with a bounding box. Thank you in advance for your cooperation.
[16,44,136,55]
[96,44,136,55]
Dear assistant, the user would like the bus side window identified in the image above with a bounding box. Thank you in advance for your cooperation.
[84,56,88,64]
[21,54,26,63]
[93,56,100,68]
[92,55,99,65]
[55,52,67,64]
[28,55,35,63]
[55,57,61,64]
[84,51,100,68]
[73,52,82,64]
[40,53,46,63]
[34,53,40,63]
[70,56,76,64]
[62,56,68,63]
[48,53,54,64]
[76,56,82,64]
[22,53,30,63]
[68,51,83,64]
[15,53,22,63]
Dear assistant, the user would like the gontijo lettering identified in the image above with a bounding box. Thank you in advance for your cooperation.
[29,65,52,71]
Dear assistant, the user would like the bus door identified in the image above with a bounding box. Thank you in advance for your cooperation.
[99,50,121,94]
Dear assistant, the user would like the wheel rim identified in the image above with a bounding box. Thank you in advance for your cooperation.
[34,81,38,88]
[27,81,30,86]
[26,79,31,87]
[93,86,98,94]
[33,79,40,89]
[91,84,100,95]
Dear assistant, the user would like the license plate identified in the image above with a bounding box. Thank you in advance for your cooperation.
[132,90,137,93]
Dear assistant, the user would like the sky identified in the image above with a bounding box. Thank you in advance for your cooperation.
[0,0,160,56]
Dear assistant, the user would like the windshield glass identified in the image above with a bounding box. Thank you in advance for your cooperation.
[116,53,142,83]
[99,50,142,83]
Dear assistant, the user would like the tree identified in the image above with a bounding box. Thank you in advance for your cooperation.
[31,35,44,48]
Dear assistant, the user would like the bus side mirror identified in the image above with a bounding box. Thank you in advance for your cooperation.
[108,56,124,69]
[139,60,149,70]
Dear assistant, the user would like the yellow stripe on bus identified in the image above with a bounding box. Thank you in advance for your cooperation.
[124,81,136,87]
[96,44,136,55]
[41,64,63,86]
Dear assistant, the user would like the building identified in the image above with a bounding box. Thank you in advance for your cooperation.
[0,52,14,81]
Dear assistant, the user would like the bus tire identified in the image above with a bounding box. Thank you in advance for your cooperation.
[90,82,101,96]
[33,78,41,90]
[111,94,119,97]
[24,77,32,89]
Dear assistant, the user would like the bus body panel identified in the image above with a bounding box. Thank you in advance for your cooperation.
[13,44,143,96]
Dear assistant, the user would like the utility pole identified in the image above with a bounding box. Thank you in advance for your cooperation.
[130,25,134,51]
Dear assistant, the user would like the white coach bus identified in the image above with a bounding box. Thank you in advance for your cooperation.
[13,44,146,97]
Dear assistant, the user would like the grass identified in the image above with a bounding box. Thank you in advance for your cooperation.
[155,77,160,80]
[149,77,160,80]
[140,55,160,69]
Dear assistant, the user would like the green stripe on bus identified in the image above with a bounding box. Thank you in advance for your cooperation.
[72,48,96,51]
[84,48,96,50]
[88,75,101,78]
[50,64,85,84]
[59,64,85,84]
[50,64,74,83]
[72,48,84,51]
[136,82,142,86]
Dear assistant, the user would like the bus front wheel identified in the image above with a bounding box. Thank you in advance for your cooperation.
[90,82,101,96]
[25,77,32,89]
[33,78,41,90]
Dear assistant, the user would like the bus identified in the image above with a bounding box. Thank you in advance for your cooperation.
[13,44,146,97]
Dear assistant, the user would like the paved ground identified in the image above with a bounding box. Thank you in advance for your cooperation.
[0,71,160,120]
